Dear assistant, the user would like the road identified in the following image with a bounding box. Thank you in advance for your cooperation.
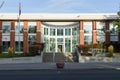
[0,69,120,80]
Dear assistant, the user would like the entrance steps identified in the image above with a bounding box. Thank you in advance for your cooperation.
[43,52,74,62]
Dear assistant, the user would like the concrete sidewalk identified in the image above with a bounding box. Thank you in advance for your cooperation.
[0,62,120,70]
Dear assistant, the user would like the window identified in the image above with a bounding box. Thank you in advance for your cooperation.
[84,22,92,44]
[110,22,118,41]
[96,21,106,43]
[15,22,24,33]
[15,41,23,52]
[57,29,63,36]
[28,25,36,33]
[65,38,71,52]
[2,22,11,33]
[2,41,10,52]
[28,22,36,33]
[65,28,71,35]
[44,28,48,35]
[50,28,55,36]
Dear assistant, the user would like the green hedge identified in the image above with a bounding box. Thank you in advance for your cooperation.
[0,53,31,58]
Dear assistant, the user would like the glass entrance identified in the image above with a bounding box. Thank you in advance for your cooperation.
[42,22,79,53]
[57,45,63,52]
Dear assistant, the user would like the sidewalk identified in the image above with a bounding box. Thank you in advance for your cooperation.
[0,55,120,70]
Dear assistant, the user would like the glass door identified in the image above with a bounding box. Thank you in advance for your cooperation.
[57,44,63,52]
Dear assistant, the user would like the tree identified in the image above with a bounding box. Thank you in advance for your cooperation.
[113,18,120,32]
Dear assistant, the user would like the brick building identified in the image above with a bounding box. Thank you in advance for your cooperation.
[0,13,119,53]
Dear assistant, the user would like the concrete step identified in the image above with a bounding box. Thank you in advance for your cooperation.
[43,52,74,62]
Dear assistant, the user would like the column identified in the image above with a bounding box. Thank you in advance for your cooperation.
[36,21,41,43]
[105,21,110,44]
[92,20,97,44]
[0,21,2,46]
[23,21,28,53]
[10,21,15,52]
[79,21,84,45]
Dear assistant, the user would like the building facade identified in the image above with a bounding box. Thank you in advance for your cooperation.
[0,13,119,53]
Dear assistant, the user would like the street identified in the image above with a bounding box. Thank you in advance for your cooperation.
[0,69,120,80]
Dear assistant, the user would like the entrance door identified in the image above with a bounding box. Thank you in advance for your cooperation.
[57,45,63,52]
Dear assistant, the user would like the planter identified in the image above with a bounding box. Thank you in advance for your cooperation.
[56,62,65,69]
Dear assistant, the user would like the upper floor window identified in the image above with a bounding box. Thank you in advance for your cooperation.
[110,22,118,35]
[84,22,92,34]
[65,28,71,36]
[96,22,106,35]
[28,22,36,33]
[50,28,56,36]
[44,28,48,35]
[57,28,63,36]
[2,22,11,33]
[15,22,24,34]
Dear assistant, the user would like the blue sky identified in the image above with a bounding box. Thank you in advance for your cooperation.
[0,0,119,13]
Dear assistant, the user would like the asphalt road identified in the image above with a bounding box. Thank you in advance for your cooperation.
[0,69,120,80]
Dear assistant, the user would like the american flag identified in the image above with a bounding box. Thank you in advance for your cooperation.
[19,2,21,15]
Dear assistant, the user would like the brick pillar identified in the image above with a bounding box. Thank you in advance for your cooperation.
[23,21,28,53]
[105,21,110,44]
[79,21,84,45]
[36,21,41,43]
[0,21,2,46]
[92,20,97,44]
[10,21,15,52]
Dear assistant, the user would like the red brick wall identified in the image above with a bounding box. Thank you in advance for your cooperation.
[36,21,41,43]
[92,20,97,44]
[10,21,15,52]
[105,21,110,44]
[79,21,84,45]
[23,21,28,53]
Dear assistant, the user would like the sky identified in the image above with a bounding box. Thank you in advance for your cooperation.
[0,0,119,14]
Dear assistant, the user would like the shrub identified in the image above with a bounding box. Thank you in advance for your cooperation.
[77,45,90,55]
[29,43,44,56]
[108,45,114,57]
[8,47,14,56]
[0,45,2,54]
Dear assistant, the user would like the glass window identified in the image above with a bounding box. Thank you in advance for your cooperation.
[84,22,92,44]
[84,36,92,44]
[44,28,48,35]
[28,35,36,46]
[15,41,23,52]
[28,22,36,33]
[28,25,36,33]
[96,21,106,42]
[2,22,11,33]
[44,37,49,51]
[65,38,71,52]
[15,22,24,34]
[72,28,77,35]
[28,35,36,41]
[50,38,55,52]
[110,22,118,35]
[2,41,10,52]
[110,22,118,41]
[84,22,92,34]
[50,28,55,36]
[57,29,63,36]
[65,28,71,35]
[57,38,63,43]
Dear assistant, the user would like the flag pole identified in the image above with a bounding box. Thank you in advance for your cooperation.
[18,1,21,52]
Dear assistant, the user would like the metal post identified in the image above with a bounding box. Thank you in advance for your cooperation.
[18,1,21,52]
[18,15,21,52]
